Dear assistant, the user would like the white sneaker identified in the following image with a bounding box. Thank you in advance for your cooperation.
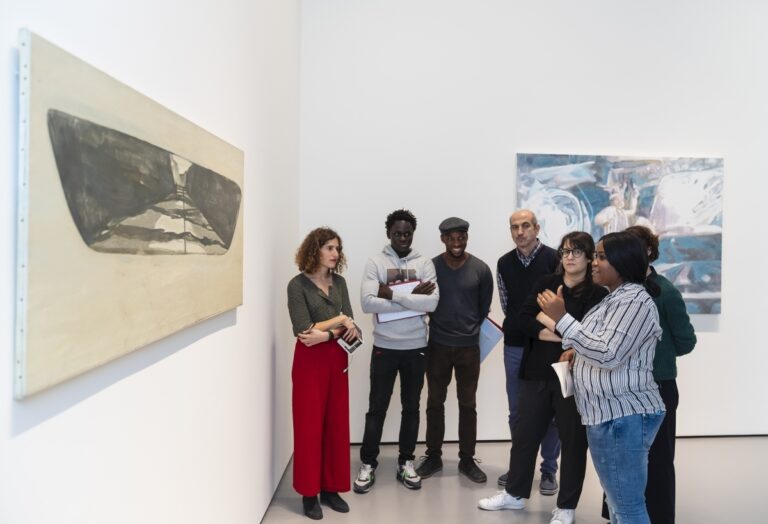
[550,507,575,524]
[353,463,375,493]
[477,490,526,510]
[396,460,421,490]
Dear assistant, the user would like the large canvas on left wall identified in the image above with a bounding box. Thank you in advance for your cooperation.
[14,30,244,398]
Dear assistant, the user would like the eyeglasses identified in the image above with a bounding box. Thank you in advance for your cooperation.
[558,248,585,258]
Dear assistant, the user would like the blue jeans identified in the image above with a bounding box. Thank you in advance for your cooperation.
[504,345,560,474]
[587,412,665,524]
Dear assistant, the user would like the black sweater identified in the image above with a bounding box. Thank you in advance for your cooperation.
[519,273,608,381]
[429,254,494,347]
[497,245,559,346]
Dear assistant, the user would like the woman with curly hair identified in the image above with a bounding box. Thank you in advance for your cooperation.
[287,227,359,520]
[623,225,696,524]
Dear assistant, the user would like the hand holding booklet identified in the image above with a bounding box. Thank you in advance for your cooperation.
[551,361,574,398]
[337,322,363,355]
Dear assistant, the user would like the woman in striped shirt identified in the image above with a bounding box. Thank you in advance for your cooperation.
[538,231,665,524]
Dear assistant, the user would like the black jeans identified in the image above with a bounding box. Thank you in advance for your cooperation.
[359,346,427,468]
[601,379,679,523]
[506,380,585,509]
[424,341,480,460]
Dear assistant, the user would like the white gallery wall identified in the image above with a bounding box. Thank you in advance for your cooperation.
[0,1,299,523]
[300,0,768,441]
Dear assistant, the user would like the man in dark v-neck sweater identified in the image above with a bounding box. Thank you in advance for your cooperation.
[416,217,493,485]
[495,209,561,494]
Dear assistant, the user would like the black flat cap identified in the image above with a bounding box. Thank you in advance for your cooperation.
[439,217,469,234]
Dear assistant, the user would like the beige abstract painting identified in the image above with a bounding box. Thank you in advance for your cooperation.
[14,30,244,398]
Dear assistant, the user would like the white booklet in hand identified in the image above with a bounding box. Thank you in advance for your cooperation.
[337,323,363,355]
[376,281,426,323]
[551,361,574,398]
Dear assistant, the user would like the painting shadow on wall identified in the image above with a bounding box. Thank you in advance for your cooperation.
[11,309,236,436]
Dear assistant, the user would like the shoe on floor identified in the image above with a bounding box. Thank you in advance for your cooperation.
[302,496,323,520]
[550,507,575,524]
[497,471,508,487]
[540,471,559,495]
[415,455,443,479]
[319,491,349,513]
[478,490,526,511]
[396,460,421,490]
[459,458,487,483]
[353,463,375,494]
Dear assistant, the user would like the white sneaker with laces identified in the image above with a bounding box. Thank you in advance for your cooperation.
[477,490,526,510]
[396,460,421,490]
[550,507,575,524]
[353,463,375,493]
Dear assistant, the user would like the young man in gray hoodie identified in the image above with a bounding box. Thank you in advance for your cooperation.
[354,209,439,494]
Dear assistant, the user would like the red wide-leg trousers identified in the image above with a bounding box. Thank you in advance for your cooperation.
[292,339,350,496]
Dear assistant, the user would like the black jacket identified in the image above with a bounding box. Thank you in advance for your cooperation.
[518,273,608,381]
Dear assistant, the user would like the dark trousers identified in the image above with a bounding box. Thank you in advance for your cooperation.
[360,346,427,468]
[506,380,587,510]
[424,341,480,459]
[601,379,679,523]
[647,379,678,523]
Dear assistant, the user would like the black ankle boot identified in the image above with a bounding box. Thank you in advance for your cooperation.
[302,496,323,520]
[320,491,349,513]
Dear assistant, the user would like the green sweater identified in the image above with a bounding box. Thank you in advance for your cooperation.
[649,268,697,380]
[287,273,353,336]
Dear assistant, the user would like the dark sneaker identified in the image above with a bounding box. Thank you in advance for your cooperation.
[302,496,323,520]
[396,460,422,490]
[415,455,443,478]
[459,458,487,483]
[353,463,375,494]
[497,471,508,487]
[539,471,559,495]
[319,491,349,513]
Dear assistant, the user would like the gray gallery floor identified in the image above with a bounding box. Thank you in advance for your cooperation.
[262,437,766,523]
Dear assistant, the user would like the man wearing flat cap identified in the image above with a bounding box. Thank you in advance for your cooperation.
[416,217,494,484]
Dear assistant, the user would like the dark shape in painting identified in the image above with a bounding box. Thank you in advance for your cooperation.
[47,109,242,255]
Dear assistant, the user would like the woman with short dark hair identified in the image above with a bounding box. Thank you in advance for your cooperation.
[287,227,359,520]
[478,231,607,524]
[538,231,665,524]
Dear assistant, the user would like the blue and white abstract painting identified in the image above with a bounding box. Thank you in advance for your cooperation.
[517,153,723,314]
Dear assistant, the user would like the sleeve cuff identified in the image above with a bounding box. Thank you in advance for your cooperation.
[556,313,578,340]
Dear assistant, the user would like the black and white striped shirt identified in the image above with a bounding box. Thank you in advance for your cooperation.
[556,282,665,426]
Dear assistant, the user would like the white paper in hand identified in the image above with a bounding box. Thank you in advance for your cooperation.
[551,361,574,398]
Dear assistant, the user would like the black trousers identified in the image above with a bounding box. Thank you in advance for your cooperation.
[647,379,678,523]
[601,379,679,523]
[506,379,586,510]
[359,346,427,468]
[424,341,480,459]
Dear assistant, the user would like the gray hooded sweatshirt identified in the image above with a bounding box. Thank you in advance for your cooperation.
[360,245,439,349]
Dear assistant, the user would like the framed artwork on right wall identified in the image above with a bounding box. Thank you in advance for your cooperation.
[517,153,723,314]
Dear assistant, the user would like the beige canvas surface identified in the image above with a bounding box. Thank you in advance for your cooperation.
[15,30,244,398]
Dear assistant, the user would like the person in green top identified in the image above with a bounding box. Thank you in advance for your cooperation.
[596,225,696,524]
[287,227,360,520]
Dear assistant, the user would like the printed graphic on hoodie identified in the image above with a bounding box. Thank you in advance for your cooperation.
[386,268,416,285]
